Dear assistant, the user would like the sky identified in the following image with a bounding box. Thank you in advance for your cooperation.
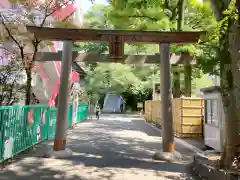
[80,0,108,13]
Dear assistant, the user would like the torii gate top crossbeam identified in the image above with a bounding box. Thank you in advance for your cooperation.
[26,26,204,43]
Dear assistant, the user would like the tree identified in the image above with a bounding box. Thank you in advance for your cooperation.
[107,0,240,168]
[74,4,109,54]
[80,1,214,107]
[83,0,240,168]
[183,0,240,168]
[208,0,240,168]
[0,0,74,105]
[0,49,25,105]
[106,0,216,97]
[76,4,160,108]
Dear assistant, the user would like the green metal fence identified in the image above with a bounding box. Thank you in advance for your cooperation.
[68,105,73,128]
[77,104,88,122]
[0,104,88,162]
[48,107,57,138]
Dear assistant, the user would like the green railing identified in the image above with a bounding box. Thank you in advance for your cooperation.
[0,104,88,162]
[77,104,88,123]
[48,107,57,138]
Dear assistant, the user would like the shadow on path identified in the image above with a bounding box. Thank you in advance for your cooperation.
[0,114,198,180]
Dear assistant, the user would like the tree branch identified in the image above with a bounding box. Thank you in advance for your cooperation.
[164,0,170,10]
[186,17,205,29]
[127,15,159,21]
[162,0,178,21]
[36,0,74,44]
[40,0,74,27]
[0,14,23,51]
[177,0,186,31]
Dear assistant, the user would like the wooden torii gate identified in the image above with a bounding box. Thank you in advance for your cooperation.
[36,52,195,98]
[27,26,203,156]
[36,51,183,64]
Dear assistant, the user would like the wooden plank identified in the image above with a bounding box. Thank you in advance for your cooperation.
[27,26,205,43]
[180,98,203,136]
[172,97,203,138]
[181,116,202,125]
[175,133,202,138]
[182,108,202,116]
[181,98,203,107]
[144,100,152,122]
[151,100,161,125]
[36,51,196,65]
[173,98,182,134]
[182,125,202,134]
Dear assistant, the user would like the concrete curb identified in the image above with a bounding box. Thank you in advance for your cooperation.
[142,119,203,154]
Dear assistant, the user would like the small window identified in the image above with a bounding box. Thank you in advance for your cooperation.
[211,100,218,126]
[205,99,219,127]
[206,100,212,124]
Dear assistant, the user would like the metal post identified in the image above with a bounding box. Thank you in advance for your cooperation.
[160,43,174,152]
[53,41,73,151]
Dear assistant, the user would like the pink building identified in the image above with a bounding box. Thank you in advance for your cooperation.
[0,0,10,8]
[0,0,85,105]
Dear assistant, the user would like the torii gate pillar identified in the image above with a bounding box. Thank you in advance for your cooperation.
[46,41,73,157]
[53,41,73,151]
[153,43,182,161]
[159,43,174,152]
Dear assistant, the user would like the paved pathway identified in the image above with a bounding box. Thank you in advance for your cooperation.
[0,114,199,180]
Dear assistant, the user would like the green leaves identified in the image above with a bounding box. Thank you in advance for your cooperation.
[107,3,170,30]
[83,4,111,29]
[185,0,216,30]
[74,43,108,53]
[171,44,196,55]
[85,63,159,95]
[80,0,224,99]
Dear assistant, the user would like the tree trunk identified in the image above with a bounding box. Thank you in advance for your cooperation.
[177,0,185,31]
[24,48,37,105]
[220,90,238,168]
[218,21,238,168]
[228,21,240,136]
[25,71,32,105]
[209,0,239,169]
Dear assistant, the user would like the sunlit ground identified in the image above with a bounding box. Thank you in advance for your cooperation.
[0,114,198,180]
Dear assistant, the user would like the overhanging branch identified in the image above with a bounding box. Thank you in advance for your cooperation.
[0,14,23,51]
[127,15,159,21]
[40,0,74,27]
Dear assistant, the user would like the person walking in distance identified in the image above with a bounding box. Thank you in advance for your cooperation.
[120,103,123,113]
[95,104,100,120]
